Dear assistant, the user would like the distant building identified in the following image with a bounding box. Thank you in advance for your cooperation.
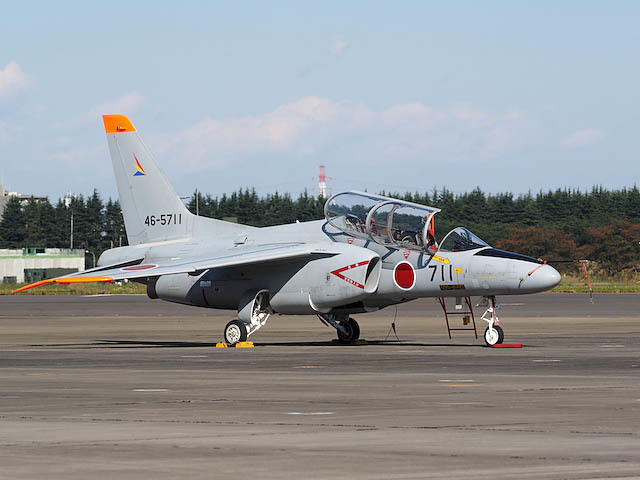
[0,248,85,284]
[62,191,77,207]
[0,184,49,219]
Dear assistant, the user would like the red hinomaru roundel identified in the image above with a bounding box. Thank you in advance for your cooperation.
[393,261,416,290]
[121,264,157,272]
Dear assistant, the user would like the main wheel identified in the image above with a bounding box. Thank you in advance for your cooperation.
[484,326,500,346]
[337,319,357,344]
[224,319,247,345]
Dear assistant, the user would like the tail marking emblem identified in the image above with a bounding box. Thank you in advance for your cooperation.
[133,154,146,176]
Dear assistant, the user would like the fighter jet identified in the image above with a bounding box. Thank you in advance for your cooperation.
[13,115,561,346]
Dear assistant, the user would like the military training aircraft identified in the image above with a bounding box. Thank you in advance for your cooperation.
[13,115,562,346]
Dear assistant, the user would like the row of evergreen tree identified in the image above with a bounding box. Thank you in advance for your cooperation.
[188,186,640,233]
[0,191,126,261]
[0,186,638,276]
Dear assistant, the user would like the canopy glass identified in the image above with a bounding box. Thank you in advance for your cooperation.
[325,191,440,251]
[438,227,490,252]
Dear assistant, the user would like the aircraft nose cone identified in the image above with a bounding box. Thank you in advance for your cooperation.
[526,264,561,292]
[545,265,562,288]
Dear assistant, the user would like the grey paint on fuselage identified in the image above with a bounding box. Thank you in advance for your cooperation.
[101,216,559,316]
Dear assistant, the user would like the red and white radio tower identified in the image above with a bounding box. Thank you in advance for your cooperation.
[318,165,327,199]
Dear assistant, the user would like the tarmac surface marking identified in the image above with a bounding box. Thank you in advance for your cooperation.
[0,293,639,479]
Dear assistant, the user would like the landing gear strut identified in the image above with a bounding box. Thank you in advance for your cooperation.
[224,289,272,345]
[317,313,360,344]
[480,295,504,346]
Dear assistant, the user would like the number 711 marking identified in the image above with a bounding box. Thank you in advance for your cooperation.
[428,264,453,282]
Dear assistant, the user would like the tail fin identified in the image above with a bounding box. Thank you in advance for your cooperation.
[103,115,192,245]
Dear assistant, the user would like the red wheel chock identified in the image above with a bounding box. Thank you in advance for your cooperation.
[492,343,523,348]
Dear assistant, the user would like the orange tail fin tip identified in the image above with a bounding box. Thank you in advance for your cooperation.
[103,114,136,134]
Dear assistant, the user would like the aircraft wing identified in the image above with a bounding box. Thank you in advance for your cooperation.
[12,243,339,293]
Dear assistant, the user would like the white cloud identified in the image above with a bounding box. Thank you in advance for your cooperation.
[48,144,111,178]
[51,146,95,164]
[0,61,35,99]
[562,128,606,149]
[89,91,144,117]
[154,97,532,172]
[330,35,349,56]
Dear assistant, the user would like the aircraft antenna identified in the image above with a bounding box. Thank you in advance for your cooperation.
[318,165,327,199]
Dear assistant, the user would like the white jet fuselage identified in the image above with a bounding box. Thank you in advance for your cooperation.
[99,218,560,316]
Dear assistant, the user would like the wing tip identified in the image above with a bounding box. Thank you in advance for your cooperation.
[11,279,54,293]
[56,276,114,284]
[11,276,114,294]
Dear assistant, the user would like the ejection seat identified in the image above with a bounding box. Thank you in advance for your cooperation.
[324,191,441,253]
[318,191,442,343]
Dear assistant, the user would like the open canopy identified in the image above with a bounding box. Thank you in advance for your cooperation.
[324,191,441,251]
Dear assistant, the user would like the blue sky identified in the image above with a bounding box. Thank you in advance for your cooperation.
[1,1,639,201]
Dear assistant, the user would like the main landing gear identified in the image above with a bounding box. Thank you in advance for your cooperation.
[480,295,504,346]
[224,290,272,345]
[224,319,247,345]
[317,313,360,344]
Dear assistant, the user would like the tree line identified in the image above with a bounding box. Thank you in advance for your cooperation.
[0,190,126,264]
[1,186,638,277]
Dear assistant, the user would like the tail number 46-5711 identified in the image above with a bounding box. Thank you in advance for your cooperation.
[144,213,183,227]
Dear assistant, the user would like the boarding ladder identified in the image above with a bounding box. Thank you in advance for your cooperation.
[437,296,478,339]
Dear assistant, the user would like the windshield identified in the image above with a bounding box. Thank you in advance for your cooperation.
[439,227,490,252]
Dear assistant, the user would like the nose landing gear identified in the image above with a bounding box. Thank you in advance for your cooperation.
[480,295,504,346]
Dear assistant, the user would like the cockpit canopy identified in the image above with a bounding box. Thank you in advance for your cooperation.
[438,227,490,252]
[324,191,441,251]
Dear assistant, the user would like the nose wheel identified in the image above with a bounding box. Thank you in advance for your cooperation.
[483,324,504,346]
[481,296,505,346]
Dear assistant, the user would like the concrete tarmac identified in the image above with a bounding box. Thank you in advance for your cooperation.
[1,293,639,479]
